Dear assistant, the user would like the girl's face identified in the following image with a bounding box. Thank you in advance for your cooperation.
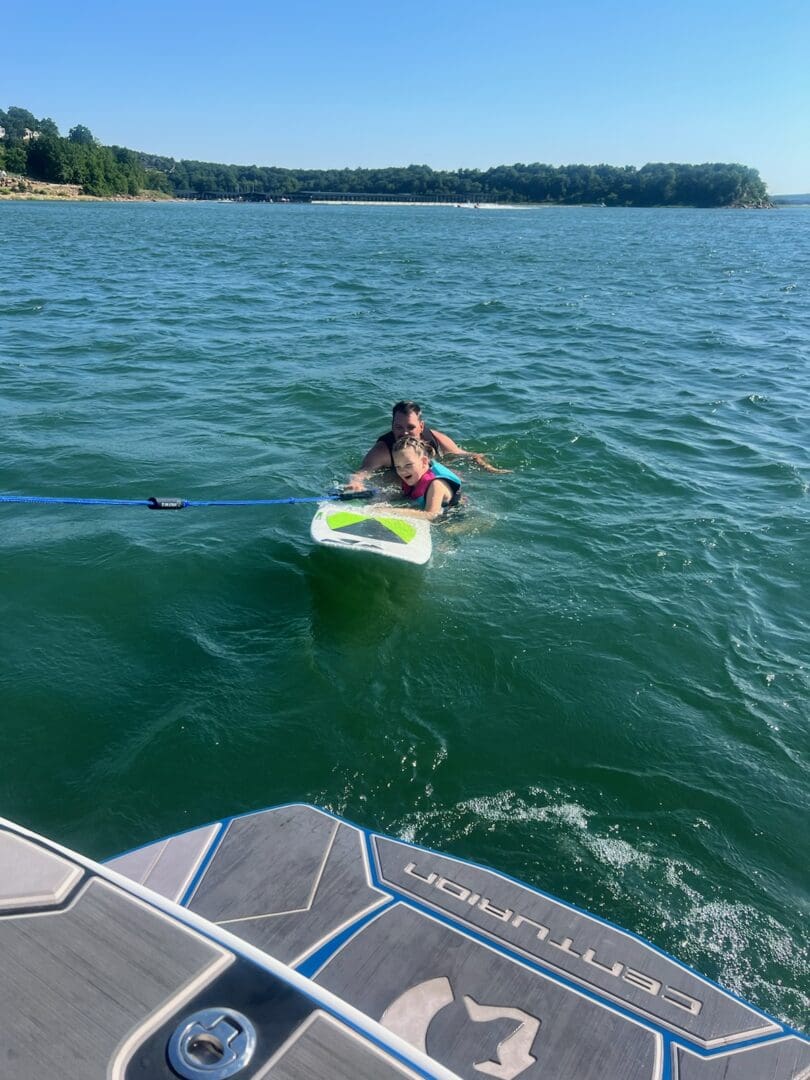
[393,448,430,487]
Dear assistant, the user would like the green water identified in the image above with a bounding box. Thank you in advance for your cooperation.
[0,201,807,1028]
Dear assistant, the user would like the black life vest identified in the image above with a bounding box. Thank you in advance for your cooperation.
[377,427,441,466]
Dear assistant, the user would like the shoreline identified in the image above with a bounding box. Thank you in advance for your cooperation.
[0,178,774,210]
[0,176,175,202]
[0,180,548,208]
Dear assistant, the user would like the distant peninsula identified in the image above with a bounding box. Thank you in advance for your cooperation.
[1,105,771,209]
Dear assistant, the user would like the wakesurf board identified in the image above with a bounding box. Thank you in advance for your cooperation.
[310,502,431,565]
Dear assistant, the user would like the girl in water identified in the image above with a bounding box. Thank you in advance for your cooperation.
[388,435,462,521]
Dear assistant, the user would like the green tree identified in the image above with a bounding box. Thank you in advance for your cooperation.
[25,134,69,183]
[1,106,39,140]
[68,125,96,145]
[38,117,60,138]
[4,144,27,174]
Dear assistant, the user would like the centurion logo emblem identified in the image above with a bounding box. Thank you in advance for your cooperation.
[403,861,703,1017]
[381,976,541,1080]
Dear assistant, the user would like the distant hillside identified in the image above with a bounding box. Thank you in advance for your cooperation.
[1,106,148,197]
[772,193,810,205]
[2,103,772,208]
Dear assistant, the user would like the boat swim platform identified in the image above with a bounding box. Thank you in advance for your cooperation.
[2,804,807,1079]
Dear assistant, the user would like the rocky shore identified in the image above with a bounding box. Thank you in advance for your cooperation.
[0,174,171,201]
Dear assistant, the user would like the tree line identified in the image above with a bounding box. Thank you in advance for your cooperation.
[2,105,769,207]
[0,106,156,196]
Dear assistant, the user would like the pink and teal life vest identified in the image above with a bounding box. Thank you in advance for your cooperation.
[401,460,462,510]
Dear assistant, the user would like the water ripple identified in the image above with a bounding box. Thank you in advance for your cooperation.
[1,201,808,1028]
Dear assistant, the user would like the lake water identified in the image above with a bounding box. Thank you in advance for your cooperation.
[0,200,807,1029]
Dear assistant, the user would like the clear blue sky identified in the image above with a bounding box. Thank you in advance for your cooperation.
[3,0,807,193]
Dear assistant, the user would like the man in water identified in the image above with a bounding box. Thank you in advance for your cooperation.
[346,400,509,490]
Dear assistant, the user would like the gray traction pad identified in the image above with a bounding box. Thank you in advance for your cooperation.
[106,823,219,902]
[263,1012,423,1078]
[0,829,82,911]
[103,805,808,1079]
[316,903,661,1080]
[0,877,227,1079]
[372,835,775,1047]
[188,806,389,964]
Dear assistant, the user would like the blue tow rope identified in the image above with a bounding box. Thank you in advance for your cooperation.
[0,490,378,510]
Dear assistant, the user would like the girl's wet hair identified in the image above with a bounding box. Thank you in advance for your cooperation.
[392,400,422,418]
[392,435,435,459]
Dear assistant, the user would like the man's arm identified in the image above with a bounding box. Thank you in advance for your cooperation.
[432,429,511,474]
[432,429,465,455]
[345,440,392,490]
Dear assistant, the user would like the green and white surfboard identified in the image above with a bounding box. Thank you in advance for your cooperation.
[310,503,432,564]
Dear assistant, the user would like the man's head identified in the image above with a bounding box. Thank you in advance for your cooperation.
[391,400,425,441]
